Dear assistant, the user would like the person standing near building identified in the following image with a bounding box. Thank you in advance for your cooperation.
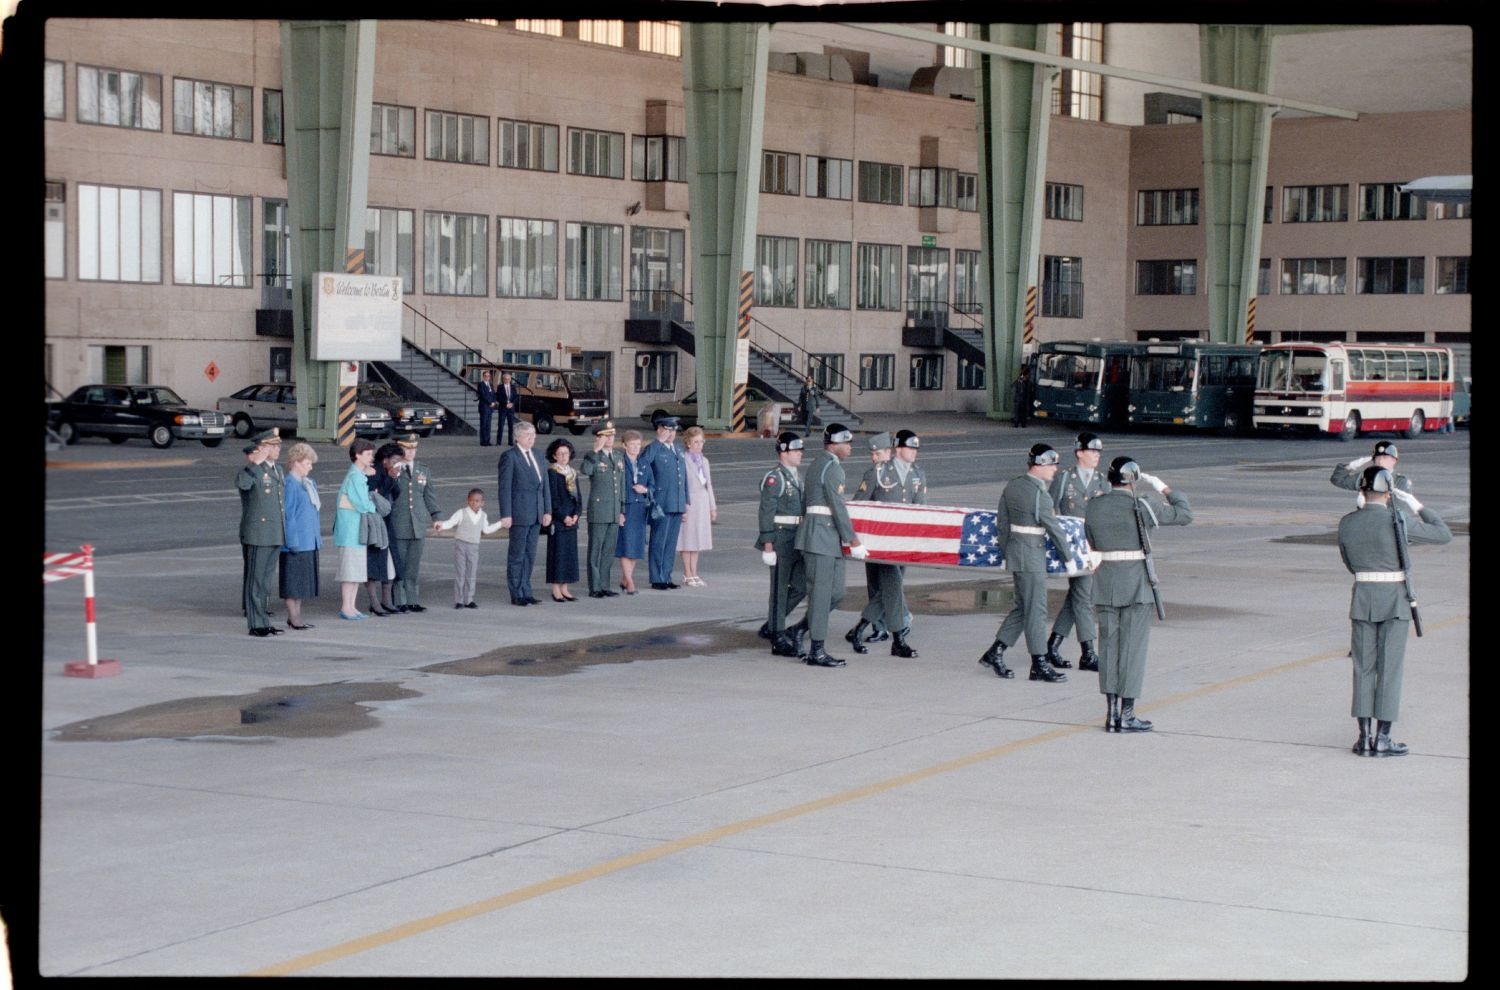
[1337,466,1451,756]
[798,374,820,437]
[435,488,505,608]
[1011,365,1032,428]
[498,372,520,446]
[578,420,624,598]
[676,426,718,587]
[477,369,499,447]
[793,423,867,668]
[278,441,321,630]
[1044,432,1111,672]
[544,438,582,602]
[642,415,689,590]
[1085,457,1193,732]
[391,434,442,613]
[237,428,286,637]
[1331,440,1414,496]
[979,443,1079,682]
[498,421,552,605]
[758,431,808,658]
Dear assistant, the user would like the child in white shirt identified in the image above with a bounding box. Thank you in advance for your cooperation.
[434,488,506,607]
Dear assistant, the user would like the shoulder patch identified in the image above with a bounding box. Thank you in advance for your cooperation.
[763,473,779,488]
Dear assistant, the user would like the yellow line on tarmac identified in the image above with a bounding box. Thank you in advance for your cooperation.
[248,617,1466,976]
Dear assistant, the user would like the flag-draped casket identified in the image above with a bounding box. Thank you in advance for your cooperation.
[841,501,1090,573]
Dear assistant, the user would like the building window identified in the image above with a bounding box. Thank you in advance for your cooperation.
[1283,184,1348,223]
[1264,186,1273,224]
[639,21,682,57]
[1433,201,1472,220]
[433,348,483,376]
[45,182,66,280]
[910,354,944,391]
[1359,182,1423,221]
[1356,257,1425,295]
[943,22,980,68]
[1046,182,1084,221]
[503,350,549,366]
[366,206,415,293]
[957,357,985,391]
[806,156,853,200]
[909,167,960,208]
[499,119,560,172]
[1435,256,1470,294]
[565,221,625,300]
[857,243,902,311]
[423,211,489,296]
[1136,188,1199,225]
[263,89,283,145]
[78,184,162,283]
[755,235,798,308]
[1135,259,1196,296]
[88,346,150,385]
[567,128,626,178]
[761,150,801,196]
[172,78,251,140]
[954,250,982,314]
[956,172,978,212]
[632,135,686,182]
[76,64,162,130]
[907,246,950,321]
[371,103,416,157]
[1280,257,1347,295]
[579,20,624,47]
[514,20,563,37]
[497,217,558,298]
[1043,255,1085,315]
[1053,23,1103,120]
[45,60,65,119]
[804,240,851,310]
[1257,258,1271,295]
[426,110,489,165]
[859,354,895,391]
[629,226,686,313]
[173,192,252,287]
[262,199,290,288]
[858,161,903,205]
[809,353,845,393]
[635,351,676,392]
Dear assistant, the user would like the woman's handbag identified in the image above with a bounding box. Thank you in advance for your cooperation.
[648,496,666,522]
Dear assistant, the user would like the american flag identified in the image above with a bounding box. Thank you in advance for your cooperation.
[844,502,1089,573]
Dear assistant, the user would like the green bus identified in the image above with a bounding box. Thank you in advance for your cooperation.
[1127,341,1262,433]
[1030,340,1143,426]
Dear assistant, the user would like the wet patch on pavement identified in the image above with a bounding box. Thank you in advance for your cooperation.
[423,620,764,677]
[905,580,1255,621]
[51,681,419,742]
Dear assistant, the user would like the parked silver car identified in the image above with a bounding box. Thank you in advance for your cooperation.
[216,382,392,439]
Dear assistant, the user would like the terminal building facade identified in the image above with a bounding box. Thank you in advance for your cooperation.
[41,19,1471,419]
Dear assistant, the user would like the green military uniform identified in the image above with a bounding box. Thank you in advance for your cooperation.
[579,424,625,596]
[794,448,858,652]
[236,443,285,635]
[856,456,925,651]
[1331,442,1413,495]
[849,433,896,645]
[992,473,1076,657]
[1048,462,1111,653]
[757,459,806,651]
[391,452,442,611]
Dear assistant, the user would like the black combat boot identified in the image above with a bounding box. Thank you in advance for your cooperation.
[784,619,808,658]
[1078,642,1100,672]
[1044,631,1072,669]
[1372,720,1408,757]
[866,626,890,643]
[1028,654,1068,683]
[1105,694,1121,732]
[757,622,772,640]
[890,628,918,658]
[771,631,801,658]
[844,619,871,654]
[979,641,1014,679]
[803,640,846,667]
[1352,717,1372,755]
[1119,698,1153,731]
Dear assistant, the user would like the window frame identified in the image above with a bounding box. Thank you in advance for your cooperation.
[858,161,903,206]
[45,60,65,120]
[496,216,559,299]
[634,350,677,393]
[910,353,945,391]
[805,156,853,200]
[370,102,417,158]
[1136,188,1199,226]
[859,353,895,392]
[567,127,627,179]
[1043,255,1086,315]
[1045,182,1084,221]
[77,183,162,284]
[564,220,625,301]
[856,242,902,312]
[1282,184,1349,223]
[761,150,801,196]
[422,210,490,296]
[755,235,799,308]
[1355,256,1425,295]
[804,239,851,310]
[1280,257,1348,295]
[498,118,560,172]
[1135,259,1197,296]
[172,76,252,141]
[1435,256,1470,295]
[172,190,253,288]
[262,89,283,145]
[366,205,416,293]
[809,353,846,393]
[1358,182,1424,222]
[75,63,163,131]
[424,108,491,166]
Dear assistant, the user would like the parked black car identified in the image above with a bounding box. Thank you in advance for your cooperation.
[356,382,447,437]
[216,382,393,439]
[48,385,229,448]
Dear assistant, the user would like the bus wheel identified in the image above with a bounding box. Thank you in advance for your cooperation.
[1404,410,1425,439]
[1220,411,1241,436]
[1338,411,1360,442]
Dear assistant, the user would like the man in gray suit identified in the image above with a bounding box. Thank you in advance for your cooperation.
[1337,466,1451,756]
[498,421,553,605]
[793,423,867,667]
[391,434,443,612]
[1045,432,1112,672]
[579,420,624,598]
[236,428,285,637]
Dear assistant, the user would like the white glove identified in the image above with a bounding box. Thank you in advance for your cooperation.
[761,549,777,567]
[1086,551,1103,571]
[848,544,869,560]
[1137,471,1167,493]
[1345,455,1372,471]
[1392,489,1424,513]
[1062,558,1082,576]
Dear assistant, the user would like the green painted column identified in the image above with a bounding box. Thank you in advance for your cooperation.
[280,20,376,441]
[682,23,768,431]
[1200,25,1273,345]
[975,24,1051,420]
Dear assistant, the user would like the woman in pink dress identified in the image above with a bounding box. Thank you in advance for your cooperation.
[676,426,718,587]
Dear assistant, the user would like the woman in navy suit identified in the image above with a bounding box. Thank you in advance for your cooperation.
[545,438,581,601]
[614,429,652,595]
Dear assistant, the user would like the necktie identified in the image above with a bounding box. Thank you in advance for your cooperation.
[524,449,539,480]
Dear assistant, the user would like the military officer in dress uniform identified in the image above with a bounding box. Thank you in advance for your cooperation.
[642,415,689,589]
[793,423,867,667]
[1044,432,1111,672]
[979,443,1080,683]
[757,431,808,657]
[579,420,625,598]
[846,432,894,650]
[1331,440,1414,497]
[236,428,286,637]
[1337,466,1452,756]
[1085,456,1193,732]
[389,434,443,612]
[847,429,925,658]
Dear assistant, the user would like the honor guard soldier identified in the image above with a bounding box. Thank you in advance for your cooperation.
[793,423,867,667]
[1331,440,1414,496]
[846,432,895,649]
[980,443,1079,682]
[579,421,625,598]
[757,431,809,657]
[1085,457,1193,732]
[391,434,443,612]
[236,428,286,637]
[1044,432,1111,672]
[1337,466,1451,756]
[846,429,925,658]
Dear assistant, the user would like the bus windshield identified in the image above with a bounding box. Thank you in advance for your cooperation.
[1131,356,1196,392]
[1035,353,1101,390]
[1257,349,1328,392]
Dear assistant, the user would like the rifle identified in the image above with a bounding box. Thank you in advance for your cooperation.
[1132,495,1167,621]
[1390,498,1423,637]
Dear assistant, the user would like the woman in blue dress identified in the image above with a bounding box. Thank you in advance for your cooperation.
[614,429,652,595]
[545,438,581,601]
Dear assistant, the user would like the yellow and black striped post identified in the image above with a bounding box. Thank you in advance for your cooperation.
[1023,285,1038,346]
[731,270,753,432]
[1244,298,1257,344]
[335,247,366,446]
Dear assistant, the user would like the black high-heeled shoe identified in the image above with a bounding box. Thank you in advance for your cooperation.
[620,584,638,596]
[551,594,566,603]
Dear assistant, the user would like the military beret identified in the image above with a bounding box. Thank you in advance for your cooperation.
[823,422,853,445]
[593,420,616,436]
[867,431,893,451]
[776,431,804,453]
[1027,443,1059,466]
[894,429,920,449]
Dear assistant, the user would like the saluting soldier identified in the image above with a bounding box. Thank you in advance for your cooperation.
[846,432,895,650]
[757,431,809,657]
[980,443,1080,683]
[236,428,286,637]
[847,429,925,658]
[1085,456,1193,732]
[793,423,867,667]
[1331,439,1414,496]
[579,420,625,598]
[1044,432,1111,672]
[390,433,443,612]
[1337,466,1451,757]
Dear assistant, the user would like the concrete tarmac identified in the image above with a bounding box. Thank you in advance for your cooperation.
[37,417,1469,978]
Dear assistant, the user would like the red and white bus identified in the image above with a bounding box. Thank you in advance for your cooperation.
[1253,342,1455,441]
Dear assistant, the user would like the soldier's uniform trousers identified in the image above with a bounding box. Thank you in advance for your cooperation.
[860,562,911,632]
[648,511,683,584]
[1050,573,1098,642]
[244,546,279,631]
[393,538,426,606]
[1351,616,1409,721]
[803,551,846,642]
[586,519,619,594]
[1095,599,1151,698]
[995,570,1051,655]
[767,524,806,634]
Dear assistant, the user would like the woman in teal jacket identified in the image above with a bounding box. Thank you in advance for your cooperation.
[334,438,378,619]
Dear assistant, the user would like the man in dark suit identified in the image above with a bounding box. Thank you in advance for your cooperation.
[477,370,498,446]
[498,372,520,446]
[498,421,553,605]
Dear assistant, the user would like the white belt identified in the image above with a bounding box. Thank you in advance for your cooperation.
[1098,550,1146,562]
[806,505,832,516]
[774,515,802,525]
[1009,524,1044,535]
[1355,571,1406,582]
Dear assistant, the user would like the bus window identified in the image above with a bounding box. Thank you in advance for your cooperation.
[1384,351,1409,382]
[1348,349,1365,380]
[1290,350,1327,391]
[1257,349,1292,390]
[1330,361,1345,391]
[1364,351,1386,381]
[1424,352,1439,382]
[1438,351,1450,381]
[1105,355,1127,385]
[1202,356,1226,387]
[1227,356,1258,384]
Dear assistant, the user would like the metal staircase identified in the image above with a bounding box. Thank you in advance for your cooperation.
[369,304,484,435]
